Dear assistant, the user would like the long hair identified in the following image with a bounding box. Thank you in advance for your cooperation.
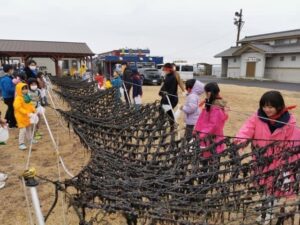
[204,82,220,112]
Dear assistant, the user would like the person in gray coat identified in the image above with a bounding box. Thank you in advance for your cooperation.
[180,79,205,141]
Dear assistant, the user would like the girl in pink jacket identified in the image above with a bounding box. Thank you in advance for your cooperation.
[194,82,228,158]
[236,91,300,197]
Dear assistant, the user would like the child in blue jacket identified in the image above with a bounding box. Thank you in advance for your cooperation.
[0,64,17,128]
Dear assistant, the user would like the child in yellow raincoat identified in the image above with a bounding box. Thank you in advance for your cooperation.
[13,83,36,150]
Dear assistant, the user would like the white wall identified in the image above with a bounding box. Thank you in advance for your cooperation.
[33,58,56,75]
[240,52,265,78]
[265,54,300,83]
[227,57,241,78]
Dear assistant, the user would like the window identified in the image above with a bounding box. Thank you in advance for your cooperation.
[62,60,69,69]
[181,65,193,72]
[291,56,296,61]
[280,56,284,61]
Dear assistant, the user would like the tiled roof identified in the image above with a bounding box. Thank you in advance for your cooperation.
[239,29,300,43]
[0,39,94,55]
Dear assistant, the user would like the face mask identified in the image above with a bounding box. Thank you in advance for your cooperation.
[29,66,36,70]
[31,85,38,91]
[23,94,32,103]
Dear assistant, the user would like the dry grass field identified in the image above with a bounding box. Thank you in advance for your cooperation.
[0,83,299,225]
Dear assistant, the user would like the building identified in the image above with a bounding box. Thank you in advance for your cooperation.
[94,48,163,76]
[215,29,300,83]
[0,39,94,75]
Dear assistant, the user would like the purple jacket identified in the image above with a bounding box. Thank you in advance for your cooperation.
[182,80,204,125]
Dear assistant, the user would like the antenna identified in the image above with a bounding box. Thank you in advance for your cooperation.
[233,9,245,46]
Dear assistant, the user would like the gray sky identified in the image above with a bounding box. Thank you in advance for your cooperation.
[1,0,300,64]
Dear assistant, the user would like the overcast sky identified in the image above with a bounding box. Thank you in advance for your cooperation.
[1,0,299,64]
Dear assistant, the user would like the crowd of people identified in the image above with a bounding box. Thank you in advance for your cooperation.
[0,60,49,189]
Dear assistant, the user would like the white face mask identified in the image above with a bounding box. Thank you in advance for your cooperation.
[30,85,38,91]
[29,66,36,70]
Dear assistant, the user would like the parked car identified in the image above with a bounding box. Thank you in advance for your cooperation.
[138,68,162,85]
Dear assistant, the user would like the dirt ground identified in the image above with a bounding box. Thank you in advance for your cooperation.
[0,83,299,225]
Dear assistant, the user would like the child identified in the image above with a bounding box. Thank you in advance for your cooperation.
[37,72,48,106]
[94,69,105,90]
[105,78,112,89]
[194,82,228,184]
[132,69,143,109]
[28,78,42,140]
[180,79,204,141]
[236,91,300,195]
[0,64,17,128]
[111,71,123,101]
[236,90,300,223]
[13,83,36,150]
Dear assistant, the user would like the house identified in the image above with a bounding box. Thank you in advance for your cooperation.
[0,39,94,75]
[215,29,300,83]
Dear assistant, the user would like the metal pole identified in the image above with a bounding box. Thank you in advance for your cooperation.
[23,168,45,225]
[30,187,45,225]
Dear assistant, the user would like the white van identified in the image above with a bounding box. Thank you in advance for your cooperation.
[156,63,194,81]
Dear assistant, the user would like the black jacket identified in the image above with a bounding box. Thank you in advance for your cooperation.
[123,68,133,88]
[159,72,178,108]
[24,67,36,80]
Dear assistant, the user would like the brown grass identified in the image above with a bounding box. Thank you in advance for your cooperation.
[0,83,299,225]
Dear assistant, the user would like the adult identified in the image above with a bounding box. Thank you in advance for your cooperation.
[159,63,178,124]
[0,64,17,128]
[24,60,37,80]
[121,62,133,105]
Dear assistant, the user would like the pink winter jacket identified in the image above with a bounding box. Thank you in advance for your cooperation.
[236,112,300,196]
[194,100,228,158]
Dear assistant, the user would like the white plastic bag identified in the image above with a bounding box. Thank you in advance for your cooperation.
[162,104,172,112]
[37,106,45,115]
[30,113,39,125]
[120,87,125,98]
[134,95,142,104]
[0,127,9,143]
[174,108,182,122]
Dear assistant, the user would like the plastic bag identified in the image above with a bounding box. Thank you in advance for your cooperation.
[30,113,39,125]
[162,104,172,112]
[174,108,182,122]
[120,87,125,98]
[0,127,9,143]
[134,95,142,104]
[37,106,45,115]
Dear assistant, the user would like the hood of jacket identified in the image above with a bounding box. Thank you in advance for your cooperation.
[15,82,27,97]
[190,80,204,95]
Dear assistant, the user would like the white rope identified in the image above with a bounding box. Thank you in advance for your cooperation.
[41,109,74,178]
[122,82,132,105]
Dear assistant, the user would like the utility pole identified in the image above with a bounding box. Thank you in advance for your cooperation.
[234,9,244,46]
